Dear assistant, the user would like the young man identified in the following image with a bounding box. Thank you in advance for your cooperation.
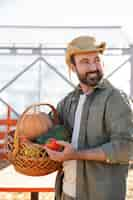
[44,36,133,200]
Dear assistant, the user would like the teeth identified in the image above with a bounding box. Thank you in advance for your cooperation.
[88,73,97,77]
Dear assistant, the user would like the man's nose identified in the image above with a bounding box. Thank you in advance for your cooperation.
[88,63,97,71]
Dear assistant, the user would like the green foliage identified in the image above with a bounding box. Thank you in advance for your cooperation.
[35,125,70,144]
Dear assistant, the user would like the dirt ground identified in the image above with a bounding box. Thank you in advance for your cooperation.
[0,169,132,200]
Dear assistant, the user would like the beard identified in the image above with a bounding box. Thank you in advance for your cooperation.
[76,69,103,87]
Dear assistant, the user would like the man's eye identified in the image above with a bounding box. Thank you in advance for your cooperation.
[81,60,89,64]
[84,60,89,64]
[95,58,100,62]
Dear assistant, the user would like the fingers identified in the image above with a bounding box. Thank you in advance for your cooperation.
[44,146,61,157]
[44,146,56,154]
[55,140,70,146]
[44,146,62,162]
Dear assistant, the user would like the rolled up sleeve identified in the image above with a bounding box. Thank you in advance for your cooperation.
[101,90,133,164]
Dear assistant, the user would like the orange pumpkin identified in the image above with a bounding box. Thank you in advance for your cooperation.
[17,112,53,139]
[16,103,59,140]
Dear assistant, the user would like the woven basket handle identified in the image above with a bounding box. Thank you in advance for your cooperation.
[20,103,59,125]
[13,103,59,157]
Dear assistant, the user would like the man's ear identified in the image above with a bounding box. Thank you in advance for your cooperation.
[70,63,76,72]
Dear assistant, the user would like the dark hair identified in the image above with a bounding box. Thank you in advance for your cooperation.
[70,55,76,65]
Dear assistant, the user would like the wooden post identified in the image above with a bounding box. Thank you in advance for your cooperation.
[31,192,39,200]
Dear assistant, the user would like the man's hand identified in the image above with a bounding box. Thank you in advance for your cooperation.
[44,140,77,162]
[44,140,107,163]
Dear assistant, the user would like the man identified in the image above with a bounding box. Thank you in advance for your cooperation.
[44,36,133,200]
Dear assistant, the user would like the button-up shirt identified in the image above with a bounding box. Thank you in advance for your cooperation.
[55,79,133,200]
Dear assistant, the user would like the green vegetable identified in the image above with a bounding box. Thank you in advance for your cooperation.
[35,125,70,144]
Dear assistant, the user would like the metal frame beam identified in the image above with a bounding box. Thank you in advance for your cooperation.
[0,25,122,29]
[0,46,131,56]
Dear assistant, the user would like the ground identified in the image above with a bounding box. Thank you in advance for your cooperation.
[0,169,132,200]
[0,160,133,199]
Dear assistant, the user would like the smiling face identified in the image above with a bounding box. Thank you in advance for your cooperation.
[71,52,104,87]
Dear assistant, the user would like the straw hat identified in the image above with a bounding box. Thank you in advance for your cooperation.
[66,36,106,69]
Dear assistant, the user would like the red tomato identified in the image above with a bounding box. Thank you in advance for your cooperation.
[45,138,62,151]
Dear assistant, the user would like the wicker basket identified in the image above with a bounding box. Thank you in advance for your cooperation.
[7,103,63,176]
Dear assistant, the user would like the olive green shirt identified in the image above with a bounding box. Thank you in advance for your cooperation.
[55,79,133,200]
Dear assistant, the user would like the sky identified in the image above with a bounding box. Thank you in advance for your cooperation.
[0,0,132,100]
[0,0,133,42]
[0,0,132,94]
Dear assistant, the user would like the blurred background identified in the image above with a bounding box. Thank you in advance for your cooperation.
[0,0,133,199]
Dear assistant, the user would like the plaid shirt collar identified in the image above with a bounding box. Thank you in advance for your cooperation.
[75,78,107,96]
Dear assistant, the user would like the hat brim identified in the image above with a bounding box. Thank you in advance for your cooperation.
[66,42,106,69]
